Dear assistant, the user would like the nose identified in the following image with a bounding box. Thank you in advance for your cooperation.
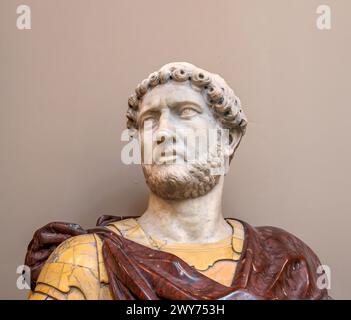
[156,129,176,145]
[155,111,176,145]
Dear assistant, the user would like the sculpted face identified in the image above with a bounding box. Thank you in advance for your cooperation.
[138,82,226,200]
[126,62,247,200]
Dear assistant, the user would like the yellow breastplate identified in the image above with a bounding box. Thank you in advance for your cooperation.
[29,217,245,299]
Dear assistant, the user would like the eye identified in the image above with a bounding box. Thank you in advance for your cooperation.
[179,107,199,118]
[140,114,158,129]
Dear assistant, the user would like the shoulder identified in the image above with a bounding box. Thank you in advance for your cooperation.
[255,225,321,261]
[240,222,330,299]
[45,233,102,267]
[34,234,111,299]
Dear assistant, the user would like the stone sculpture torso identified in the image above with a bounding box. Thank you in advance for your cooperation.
[27,215,329,300]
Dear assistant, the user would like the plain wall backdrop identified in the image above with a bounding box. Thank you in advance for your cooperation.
[0,0,350,299]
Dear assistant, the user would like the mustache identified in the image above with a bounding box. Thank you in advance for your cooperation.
[153,144,186,162]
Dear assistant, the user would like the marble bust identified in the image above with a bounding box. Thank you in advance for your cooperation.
[25,62,329,300]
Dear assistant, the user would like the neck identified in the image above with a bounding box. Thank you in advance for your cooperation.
[136,176,233,243]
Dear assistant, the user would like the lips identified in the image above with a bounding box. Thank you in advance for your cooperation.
[157,154,178,163]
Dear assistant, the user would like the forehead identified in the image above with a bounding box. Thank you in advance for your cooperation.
[140,82,205,109]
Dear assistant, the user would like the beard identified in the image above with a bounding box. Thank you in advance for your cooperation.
[142,157,222,200]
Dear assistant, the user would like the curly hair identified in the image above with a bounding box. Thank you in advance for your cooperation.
[126,62,248,136]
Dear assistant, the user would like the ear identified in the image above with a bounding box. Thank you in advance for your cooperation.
[226,128,243,160]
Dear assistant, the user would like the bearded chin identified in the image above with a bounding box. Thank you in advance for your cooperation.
[142,161,221,200]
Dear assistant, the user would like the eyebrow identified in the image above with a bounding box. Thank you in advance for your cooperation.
[168,100,203,110]
[139,100,203,118]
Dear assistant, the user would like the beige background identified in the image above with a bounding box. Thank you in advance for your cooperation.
[0,0,350,299]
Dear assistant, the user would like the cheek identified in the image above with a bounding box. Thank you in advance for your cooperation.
[139,132,156,161]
